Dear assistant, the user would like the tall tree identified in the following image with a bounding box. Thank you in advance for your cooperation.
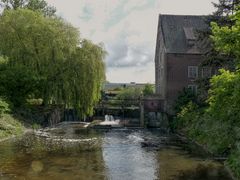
[142,84,154,96]
[199,0,240,68]
[212,0,240,17]
[194,0,240,102]
[211,10,240,66]
[0,9,106,117]
[0,0,56,16]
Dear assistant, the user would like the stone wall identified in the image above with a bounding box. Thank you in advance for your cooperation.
[145,112,169,129]
[142,97,168,128]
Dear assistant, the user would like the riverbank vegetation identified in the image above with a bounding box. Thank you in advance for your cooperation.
[104,84,154,107]
[0,0,106,138]
[173,7,240,178]
[0,98,24,139]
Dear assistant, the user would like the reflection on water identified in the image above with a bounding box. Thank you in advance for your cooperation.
[157,148,231,180]
[0,126,233,180]
[103,130,156,180]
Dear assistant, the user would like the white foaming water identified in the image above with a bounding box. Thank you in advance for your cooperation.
[100,115,120,125]
[104,115,114,121]
[127,134,144,143]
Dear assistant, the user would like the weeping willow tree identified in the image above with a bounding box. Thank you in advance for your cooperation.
[0,0,56,16]
[0,9,106,117]
[47,41,106,118]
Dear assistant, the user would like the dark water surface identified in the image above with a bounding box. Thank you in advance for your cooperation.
[0,126,233,180]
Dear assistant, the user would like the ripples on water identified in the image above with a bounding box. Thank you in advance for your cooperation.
[0,126,233,180]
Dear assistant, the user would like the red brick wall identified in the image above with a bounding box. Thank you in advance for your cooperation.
[165,53,204,111]
[143,98,164,112]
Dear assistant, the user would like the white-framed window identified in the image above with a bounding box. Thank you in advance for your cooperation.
[202,67,212,78]
[188,66,198,78]
[188,85,198,95]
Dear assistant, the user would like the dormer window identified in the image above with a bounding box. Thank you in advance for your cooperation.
[183,27,196,47]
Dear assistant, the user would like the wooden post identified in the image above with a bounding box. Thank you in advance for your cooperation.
[140,97,144,127]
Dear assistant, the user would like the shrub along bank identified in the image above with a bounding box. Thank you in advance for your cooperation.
[0,98,25,140]
[173,10,240,178]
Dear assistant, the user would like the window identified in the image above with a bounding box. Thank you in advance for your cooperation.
[202,67,212,78]
[188,85,198,95]
[183,27,196,47]
[188,66,198,78]
[183,27,196,41]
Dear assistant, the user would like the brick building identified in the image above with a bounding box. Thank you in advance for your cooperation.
[154,14,212,113]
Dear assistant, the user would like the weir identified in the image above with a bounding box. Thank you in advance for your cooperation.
[45,96,168,128]
[100,115,121,127]
[94,96,168,128]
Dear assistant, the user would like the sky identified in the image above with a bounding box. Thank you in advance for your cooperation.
[46,0,218,83]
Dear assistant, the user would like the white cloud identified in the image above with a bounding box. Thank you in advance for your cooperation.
[106,62,155,83]
[46,0,218,83]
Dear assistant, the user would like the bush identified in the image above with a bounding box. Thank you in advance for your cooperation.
[0,98,10,116]
[174,88,196,115]
[227,145,240,178]
[176,102,206,139]
[115,87,142,106]
[0,63,40,107]
[203,69,240,154]
[175,69,240,180]
[0,114,24,139]
[143,84,154,96]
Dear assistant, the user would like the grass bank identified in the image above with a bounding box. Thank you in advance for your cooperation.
[0,113,25,141]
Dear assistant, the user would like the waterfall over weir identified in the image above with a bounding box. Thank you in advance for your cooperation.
[104,115,114,121]
[100,115,120,126]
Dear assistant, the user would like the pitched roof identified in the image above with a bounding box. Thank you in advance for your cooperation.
[159,14,209,54]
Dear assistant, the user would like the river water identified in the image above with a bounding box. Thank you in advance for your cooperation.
[0,125,233,180]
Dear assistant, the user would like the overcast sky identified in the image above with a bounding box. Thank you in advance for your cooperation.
[46,0,218,83]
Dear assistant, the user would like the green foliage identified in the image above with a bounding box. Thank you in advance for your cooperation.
[115,87,142,106]
[63,40,106,117]
[197,0,238,69]
[142,83,154,96]
[211,10,240,66]
[228,145,240,178]
[0,63,40,107]
[174,88,196,114]
[0,9,79,71]
[176,63,240,177]
[31,123,41,129]
[207,69,238,118]
[0,113,24,139]
[0,0,56,16]
[171,88,197,133]
[209,11,240,156]
[0,9,106,118]
[176,70,240,153]
[176,102,205,138]
[204,69,240,153]
[0,98,10,116]
[212,0,240,17]
[176,7,240,178]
